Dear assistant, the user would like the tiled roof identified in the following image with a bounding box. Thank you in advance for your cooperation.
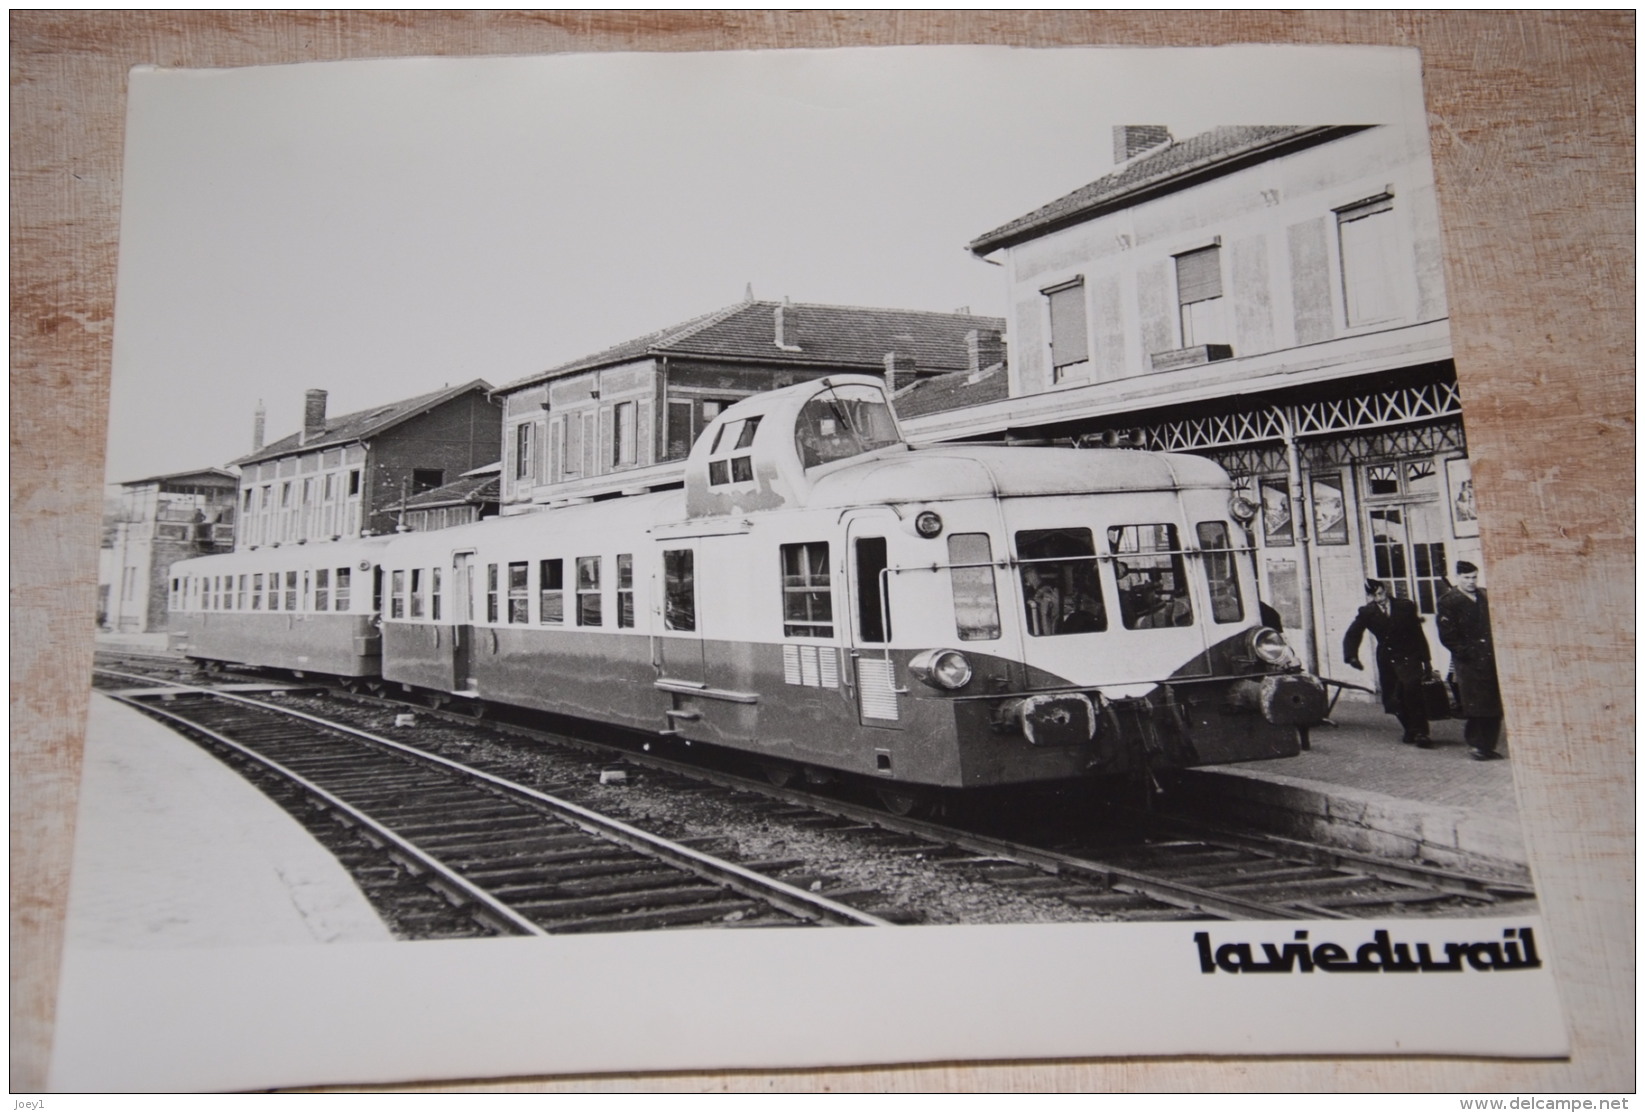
[969,125,1364,255]
[232,379,493,467]
[499,301,1006,393]
[892,363,1010,419]
[402,471,500,510]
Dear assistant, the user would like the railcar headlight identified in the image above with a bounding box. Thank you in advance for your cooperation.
[914,510,944,538]
[908,648,973,690]
[1249,627,1299,669]
[1229,494,1258,524]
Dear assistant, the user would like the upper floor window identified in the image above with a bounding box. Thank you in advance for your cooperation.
[1337,194,1400,327]
[515,422,535,481]
[412,469,444,494]
[613,402,637,468]
[1175,245,1228,347]
[1044,278,1089,382]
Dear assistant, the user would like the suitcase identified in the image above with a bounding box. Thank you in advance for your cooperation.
[1419,674,1454,720]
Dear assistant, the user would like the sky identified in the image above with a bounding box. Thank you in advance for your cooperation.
[106,44,1422,482]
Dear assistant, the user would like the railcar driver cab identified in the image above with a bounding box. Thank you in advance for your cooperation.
[684,376,908,519]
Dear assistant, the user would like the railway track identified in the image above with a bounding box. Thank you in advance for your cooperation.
[98,675,889,937]
[94,659,1534,928]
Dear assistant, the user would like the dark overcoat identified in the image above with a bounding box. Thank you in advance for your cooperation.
[1343,597,1432,714]
[1436,587,1503,717]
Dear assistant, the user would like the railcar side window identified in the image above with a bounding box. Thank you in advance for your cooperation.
[390,570,406,619]
[539,559,564,624]
[486,564,499,623]
[410,569,425,619]
[315,569,330,612]
[269,573,282,611]
[780,542,832,638]
[252,573,264,611]
[430,568,442,621]
[663,549,696,631]
[1109,524,1193,630]
[285,571,298,613]
[947,533,1002,641]
[616,554,635,629]
[854,537,890,644]
[238,575,249,611]
[1195,521,1245,624]
[577,557,602,626]
[302,570,312,612]
[335,568,351,612]
[1015,528,1105,636]
[507,562,528,623]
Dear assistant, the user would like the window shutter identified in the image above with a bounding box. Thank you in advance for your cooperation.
[1047,282,1088,368]
[1175,246,1222,305]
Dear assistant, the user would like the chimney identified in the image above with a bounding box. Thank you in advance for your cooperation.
[1112,125,1172,164]
[252,399,266,452]
[883,352,916,396]
[302,389,328,444]
[774,298,802,352]
[966,329,1006,379]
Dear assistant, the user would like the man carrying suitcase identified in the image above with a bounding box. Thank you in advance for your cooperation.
[1343,578,1436,748]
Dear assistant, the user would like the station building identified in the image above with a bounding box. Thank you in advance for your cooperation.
[898,123,1475,688]
[102,468,239,632]
[492,297,1004,511]
[231,382,502,547]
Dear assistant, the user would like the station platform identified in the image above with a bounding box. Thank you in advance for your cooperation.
[1175,697,1528,875]
[63,694,393,949]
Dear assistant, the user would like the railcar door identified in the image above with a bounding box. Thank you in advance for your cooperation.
[450,550,477,694]
[653,545,705,687]
[845,514,904,729]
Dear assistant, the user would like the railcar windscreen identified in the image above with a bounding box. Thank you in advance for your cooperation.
[795,384,899,469]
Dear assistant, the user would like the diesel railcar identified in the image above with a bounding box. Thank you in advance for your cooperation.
[168,375,1325,802]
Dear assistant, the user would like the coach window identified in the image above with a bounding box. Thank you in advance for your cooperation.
[485,564,499,623]
[390,570,406,619]
[315,568,330,612]
[410,569,425,619]
[251,574,264,611]
[285,571,299,613]
[1016,529,1105,636]
[430,567,442,621]
[238,574,249,611]
[1195,521,1245,624]
[616,554,635,628]
[302,570,313,612]
[576,556,603,626]
[708,417,761,486]
[854,537,890,644]
[780,542,832,638]
[268,573,281,611]
[954,532,1000,637]
[539,559,564,624]
[1109,524,1193,630]
[663,549,696,631]
[507,562,529,623]
[335,567,352,612]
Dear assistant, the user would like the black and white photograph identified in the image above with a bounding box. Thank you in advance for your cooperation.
[53,42,1575,1091]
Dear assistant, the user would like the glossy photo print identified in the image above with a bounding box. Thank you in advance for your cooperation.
[58,44,1565,1091]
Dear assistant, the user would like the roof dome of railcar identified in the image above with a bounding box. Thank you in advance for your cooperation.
[806,445,1231,508]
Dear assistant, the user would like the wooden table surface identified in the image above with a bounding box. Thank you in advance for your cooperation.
[11,11,1634,1094]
